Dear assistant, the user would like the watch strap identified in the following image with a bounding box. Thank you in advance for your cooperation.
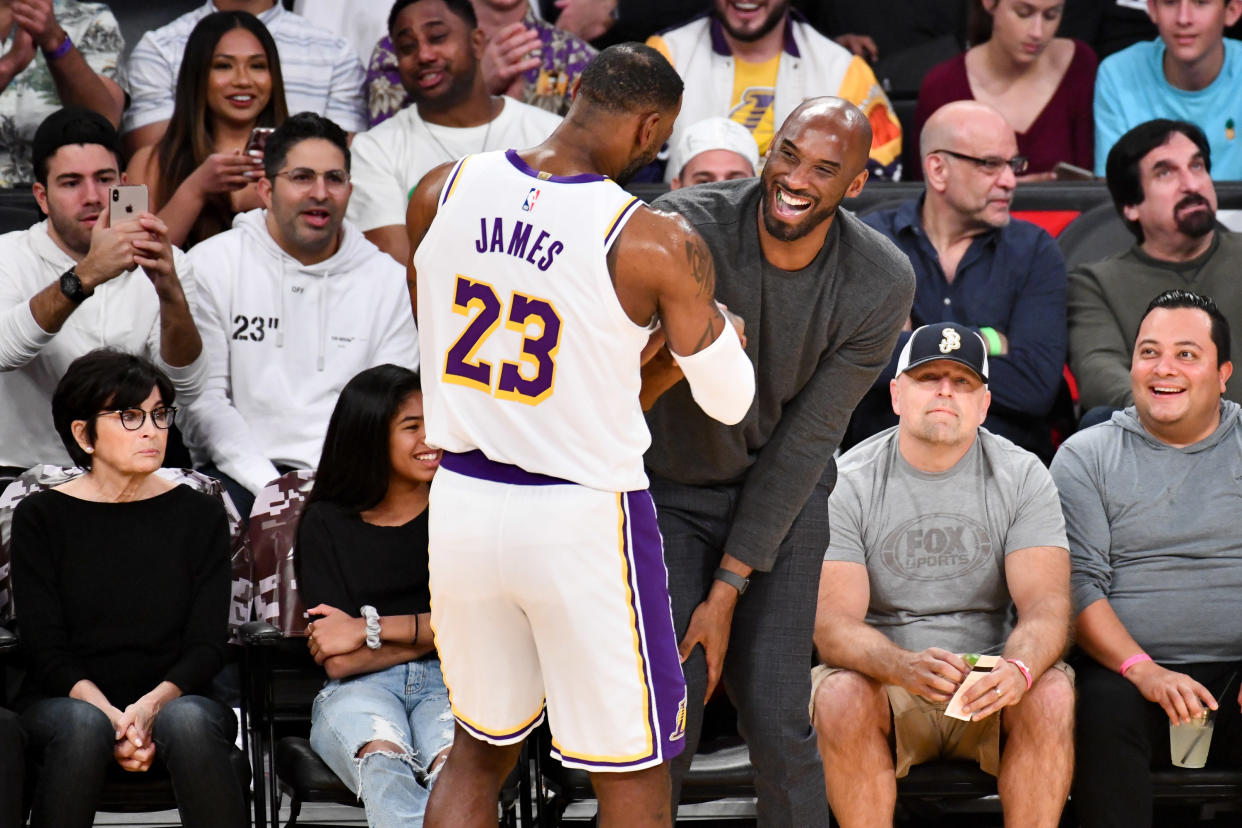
[59,268,89,304]
[713,567,749,596]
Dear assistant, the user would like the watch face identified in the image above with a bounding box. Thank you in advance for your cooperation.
[60,270,86,303]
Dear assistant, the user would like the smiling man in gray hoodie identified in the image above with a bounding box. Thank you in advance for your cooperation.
[180,112,419,517]
[1051,288,1242,828]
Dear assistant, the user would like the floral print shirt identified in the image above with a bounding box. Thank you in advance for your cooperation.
[0,0,123,187]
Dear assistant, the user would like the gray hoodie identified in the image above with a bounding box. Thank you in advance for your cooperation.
[1051,401,1242,664]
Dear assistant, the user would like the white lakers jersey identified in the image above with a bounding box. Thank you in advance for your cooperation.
[415,150,654,492]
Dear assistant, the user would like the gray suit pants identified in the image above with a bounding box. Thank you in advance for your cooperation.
[649,474,831,827]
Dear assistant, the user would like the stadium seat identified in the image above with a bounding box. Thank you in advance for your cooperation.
[0,466,251,819]
[240,469,359,828]
[1055,202,1136,270]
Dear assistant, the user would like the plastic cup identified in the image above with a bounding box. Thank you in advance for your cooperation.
[1170,709,1215,768]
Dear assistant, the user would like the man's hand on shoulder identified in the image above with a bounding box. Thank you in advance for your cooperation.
[898,647,969,703]
[1125,659,1218,725]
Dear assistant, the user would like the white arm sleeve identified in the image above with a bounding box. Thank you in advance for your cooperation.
[671,318,754,425]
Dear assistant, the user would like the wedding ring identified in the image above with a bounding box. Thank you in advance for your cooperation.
[994,687,1002,697]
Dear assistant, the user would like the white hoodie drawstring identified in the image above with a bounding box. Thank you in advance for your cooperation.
[276,260,287,348]
[317,276,327,372]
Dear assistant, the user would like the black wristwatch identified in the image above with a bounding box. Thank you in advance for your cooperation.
[59,268,90,304]
[714,567,749,596]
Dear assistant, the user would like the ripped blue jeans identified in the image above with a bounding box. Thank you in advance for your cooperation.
[309,657,454,828]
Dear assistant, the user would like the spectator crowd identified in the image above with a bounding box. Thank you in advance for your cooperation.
[1,0,1241,826]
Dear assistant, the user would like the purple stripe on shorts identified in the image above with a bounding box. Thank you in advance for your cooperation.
[562,491,686,770]
[624,489,688,765]
[440,450,572,486]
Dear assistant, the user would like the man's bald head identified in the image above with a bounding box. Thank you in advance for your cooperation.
[919,100,1014,163]
[759,96,873,248]
[919,100,1020,231]
[775,97,873,180]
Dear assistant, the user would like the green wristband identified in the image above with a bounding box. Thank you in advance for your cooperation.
[979,326,1003,356]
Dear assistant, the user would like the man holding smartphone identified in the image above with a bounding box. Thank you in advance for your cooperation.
[0,107,204,478]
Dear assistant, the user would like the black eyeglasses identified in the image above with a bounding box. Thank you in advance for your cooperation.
[932,149,1029,176]
[95,406,177,430]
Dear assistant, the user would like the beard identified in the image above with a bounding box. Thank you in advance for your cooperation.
[48,210,92,258]
[1174,193,1215,238]
[718,0,789,43]
[615,144,660,186]
[759,188,834,242]
[409,62,478,114]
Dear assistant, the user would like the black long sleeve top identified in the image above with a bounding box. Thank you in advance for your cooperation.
[10,485,231,709]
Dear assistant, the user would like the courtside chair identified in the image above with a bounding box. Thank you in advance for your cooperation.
[0,466,252,818]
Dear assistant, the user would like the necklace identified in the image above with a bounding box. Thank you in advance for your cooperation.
[422,97,498,162]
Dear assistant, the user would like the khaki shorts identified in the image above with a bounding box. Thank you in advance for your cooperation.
[810,661,1074,779]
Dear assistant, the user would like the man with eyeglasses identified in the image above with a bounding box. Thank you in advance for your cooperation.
[845,100,1067,463]
[179,111,419,518]
[0,106,205,480]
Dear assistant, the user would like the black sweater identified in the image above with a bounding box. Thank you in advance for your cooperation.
[294,501,431,618]
[10,485,231,709]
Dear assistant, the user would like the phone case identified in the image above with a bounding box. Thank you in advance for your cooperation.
[111,185,149,220]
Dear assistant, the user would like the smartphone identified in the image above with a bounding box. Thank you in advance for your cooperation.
[1053,161,1095,181]
[246,127,275,157]
[109,184,149,220]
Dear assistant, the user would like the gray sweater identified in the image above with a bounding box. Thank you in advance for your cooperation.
[645,179,916,572]
[1068,231,1242,411]
[1050,402,1242,664]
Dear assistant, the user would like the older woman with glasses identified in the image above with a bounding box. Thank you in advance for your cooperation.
[9,348,247,828]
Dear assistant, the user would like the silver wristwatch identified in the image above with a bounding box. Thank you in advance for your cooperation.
[361,605,381,650]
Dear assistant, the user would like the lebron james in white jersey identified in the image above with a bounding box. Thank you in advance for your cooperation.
[408,44,755,828]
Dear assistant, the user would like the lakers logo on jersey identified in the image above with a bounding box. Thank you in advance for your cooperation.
[670,690,687,741]
[728,87,775,131]
[522,187,541,213]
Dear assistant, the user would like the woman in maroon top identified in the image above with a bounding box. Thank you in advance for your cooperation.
[914,0,1097,179]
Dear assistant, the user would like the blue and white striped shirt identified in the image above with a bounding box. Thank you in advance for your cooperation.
[121,1,366,135]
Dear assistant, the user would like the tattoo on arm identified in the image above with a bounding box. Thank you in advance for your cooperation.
[685,236,715,298]
[692,307,723,351]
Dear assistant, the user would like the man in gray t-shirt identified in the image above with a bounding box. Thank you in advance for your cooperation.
[811,322,1074,828]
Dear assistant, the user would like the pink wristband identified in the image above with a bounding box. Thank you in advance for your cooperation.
[1005,658,1033,690]
[1119,653,1152,676]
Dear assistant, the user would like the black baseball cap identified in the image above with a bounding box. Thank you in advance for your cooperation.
[895,322,989,383]
[31,107,122,184]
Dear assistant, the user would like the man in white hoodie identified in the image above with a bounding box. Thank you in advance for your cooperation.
[181,112,419,517]
[0,107,204,478]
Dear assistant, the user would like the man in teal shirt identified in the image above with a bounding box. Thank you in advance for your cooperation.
[1094,0,1242,177]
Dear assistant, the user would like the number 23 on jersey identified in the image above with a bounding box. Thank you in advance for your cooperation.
[443,275,563,405]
